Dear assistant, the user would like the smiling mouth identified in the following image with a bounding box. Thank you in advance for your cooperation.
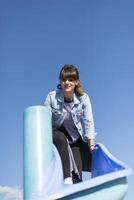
[64,85,72,88]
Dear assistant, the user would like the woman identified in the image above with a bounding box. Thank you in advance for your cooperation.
[44,65,96,184]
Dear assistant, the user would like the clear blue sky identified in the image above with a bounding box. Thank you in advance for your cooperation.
[0,0,134,199]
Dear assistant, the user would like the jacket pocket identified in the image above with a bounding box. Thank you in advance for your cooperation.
[52,107,61,114]
[75,109,83,121]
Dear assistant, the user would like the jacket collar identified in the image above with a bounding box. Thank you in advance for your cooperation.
[57,89,80,105]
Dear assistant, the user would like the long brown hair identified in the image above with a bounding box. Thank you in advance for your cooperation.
[57,65,84,96]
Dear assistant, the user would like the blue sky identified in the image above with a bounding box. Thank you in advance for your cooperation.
[0,0,134,199]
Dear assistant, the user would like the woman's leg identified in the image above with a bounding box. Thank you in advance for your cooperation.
[70,138,83,183]
[53,129,71,179]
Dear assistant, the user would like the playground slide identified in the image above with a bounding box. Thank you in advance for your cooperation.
[23,106,133,200]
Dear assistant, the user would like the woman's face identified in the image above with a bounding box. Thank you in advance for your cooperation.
[60,78,77,93]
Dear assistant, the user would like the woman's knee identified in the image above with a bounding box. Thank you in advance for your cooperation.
[53,131,67,145]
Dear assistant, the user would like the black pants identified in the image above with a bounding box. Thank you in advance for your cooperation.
[53,127,91,183]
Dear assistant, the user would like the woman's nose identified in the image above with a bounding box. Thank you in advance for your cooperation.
[65,79,69,83]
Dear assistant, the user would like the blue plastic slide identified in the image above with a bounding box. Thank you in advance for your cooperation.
[23,106,133,200]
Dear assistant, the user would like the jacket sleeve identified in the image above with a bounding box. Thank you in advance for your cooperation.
[44,93,51,107]
[82,94,96,139]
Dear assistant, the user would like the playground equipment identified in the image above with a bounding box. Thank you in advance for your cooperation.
[23,105,133,200]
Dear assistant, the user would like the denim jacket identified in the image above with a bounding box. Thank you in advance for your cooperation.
[44,89,96,141]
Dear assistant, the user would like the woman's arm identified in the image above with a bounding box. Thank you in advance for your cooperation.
[82,94,96,151]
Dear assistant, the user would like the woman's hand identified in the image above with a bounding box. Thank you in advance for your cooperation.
[88,138,96,152]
